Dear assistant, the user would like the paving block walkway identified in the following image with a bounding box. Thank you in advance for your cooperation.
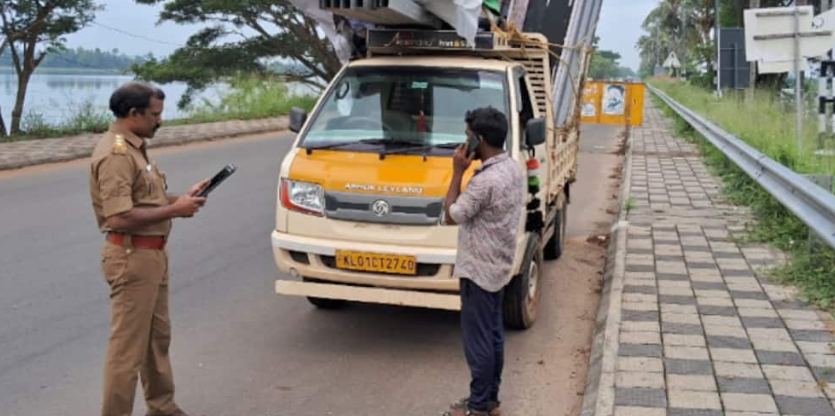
[613,100,835,416]
[0,116,288,170]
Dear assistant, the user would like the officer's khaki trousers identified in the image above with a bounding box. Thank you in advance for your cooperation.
[100,242,179,416]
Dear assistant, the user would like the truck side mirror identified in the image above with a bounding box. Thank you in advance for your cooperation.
[290,107,308,133]
[525,117,546,147]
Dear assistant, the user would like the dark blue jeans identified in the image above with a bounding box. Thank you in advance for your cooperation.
[460,278,505,412]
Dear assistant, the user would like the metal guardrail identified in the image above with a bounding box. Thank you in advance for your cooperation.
[647,84,835,249]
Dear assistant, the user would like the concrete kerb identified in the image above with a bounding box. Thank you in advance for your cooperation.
[0,116,290,171]
[580,127,632,416]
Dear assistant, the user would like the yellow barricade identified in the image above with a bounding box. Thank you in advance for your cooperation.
[581,81,645,126]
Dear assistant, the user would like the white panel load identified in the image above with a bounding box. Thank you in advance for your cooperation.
[289,0,604,130]
[552,0,603,128]
[289,0,355,63]
[293,0,486,49]
[321,0,444,27]
[417,0,483,47]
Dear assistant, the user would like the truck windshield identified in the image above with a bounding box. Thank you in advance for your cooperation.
[301,67,508,153]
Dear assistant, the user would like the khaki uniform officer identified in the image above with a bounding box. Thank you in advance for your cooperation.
[89,82,208,416]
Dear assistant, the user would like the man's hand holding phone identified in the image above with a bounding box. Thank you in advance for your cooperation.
[454,141,476,175]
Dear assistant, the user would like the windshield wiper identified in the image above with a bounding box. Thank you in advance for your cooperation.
[305,137,422,155]
[379,142,462,160]
[304,141,359,154]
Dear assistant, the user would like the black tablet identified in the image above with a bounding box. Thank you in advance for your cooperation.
[199,164,237,197]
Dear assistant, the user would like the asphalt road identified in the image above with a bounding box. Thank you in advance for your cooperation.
[0,124,622,416]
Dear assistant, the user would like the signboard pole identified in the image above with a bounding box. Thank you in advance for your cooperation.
[817,0,835,152]
[795,4,804,154]
[747,0,760,101]
[716,0,722,97]
[682,12,688,79]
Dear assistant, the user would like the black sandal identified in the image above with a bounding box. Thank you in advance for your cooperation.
[448,396,501,416]
[441,409,488,416]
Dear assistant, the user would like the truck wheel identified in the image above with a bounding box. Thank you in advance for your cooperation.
[503,234,543,330]
[544,205,567,261]
[303,277,346,309]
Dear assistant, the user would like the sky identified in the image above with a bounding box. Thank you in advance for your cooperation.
[596,0,659,71]
[65,0,658,71]
[64,1,203,58]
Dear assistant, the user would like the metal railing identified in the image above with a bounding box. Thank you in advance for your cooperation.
[647,84,835,250]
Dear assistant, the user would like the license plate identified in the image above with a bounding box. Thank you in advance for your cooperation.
[335,250,417,275]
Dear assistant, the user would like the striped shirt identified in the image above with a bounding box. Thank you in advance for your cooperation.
[449,153,525,292]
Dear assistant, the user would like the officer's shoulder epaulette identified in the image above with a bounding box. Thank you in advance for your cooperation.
[112,134,127,155]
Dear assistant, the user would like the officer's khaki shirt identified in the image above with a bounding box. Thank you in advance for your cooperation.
[89,124,172,237]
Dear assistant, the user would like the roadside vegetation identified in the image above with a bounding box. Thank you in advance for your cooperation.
[4,76,316,143]
[650,79,835,309]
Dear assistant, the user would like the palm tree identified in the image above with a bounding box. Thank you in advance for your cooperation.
[637,0,715,78]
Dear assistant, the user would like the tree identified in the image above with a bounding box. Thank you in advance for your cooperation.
[2,46,146,70]
[0,36,9,136]
[637,0,722,80]
[0,0,98,136]
[588,37,634,80]
[636,0,802,83]
[133,0,342,108]
[589,50,621,80]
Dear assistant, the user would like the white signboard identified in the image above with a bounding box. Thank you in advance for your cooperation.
[663,51,682,69]
[744,6,834,74]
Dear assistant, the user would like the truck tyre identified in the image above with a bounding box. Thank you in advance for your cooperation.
[544,205,567,261]
[503,234,543,330]
[303,277,346,309]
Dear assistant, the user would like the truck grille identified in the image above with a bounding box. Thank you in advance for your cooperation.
[324,191,443,225]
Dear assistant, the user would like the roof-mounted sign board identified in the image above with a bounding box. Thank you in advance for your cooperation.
[367,29,498,51]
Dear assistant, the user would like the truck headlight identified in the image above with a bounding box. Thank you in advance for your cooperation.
[281,179,324,216]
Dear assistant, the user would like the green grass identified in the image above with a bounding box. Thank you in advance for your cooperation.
[651,77,835,180]
[624,197,636,214]
[1,75,317,142]
[176,76,317,125]
[648,83,835,309]
[11,100,113,141]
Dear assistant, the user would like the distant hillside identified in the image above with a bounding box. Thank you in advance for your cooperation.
[0,47,150,72]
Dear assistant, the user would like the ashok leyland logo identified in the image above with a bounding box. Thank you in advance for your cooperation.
[371,200,391,217]
[345,183,424,195]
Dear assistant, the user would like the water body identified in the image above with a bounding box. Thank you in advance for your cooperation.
[0,70,316,128]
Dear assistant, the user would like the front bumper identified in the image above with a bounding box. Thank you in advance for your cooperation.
[274,280,461,311]
[271,230,460,293]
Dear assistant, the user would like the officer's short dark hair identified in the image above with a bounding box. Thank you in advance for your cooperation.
[109,82,165,118]
[465,107,508,148]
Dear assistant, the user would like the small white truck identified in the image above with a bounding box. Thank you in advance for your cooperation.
[272,3,601,329]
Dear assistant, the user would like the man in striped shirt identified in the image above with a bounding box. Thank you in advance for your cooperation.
[444,107,525,416]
